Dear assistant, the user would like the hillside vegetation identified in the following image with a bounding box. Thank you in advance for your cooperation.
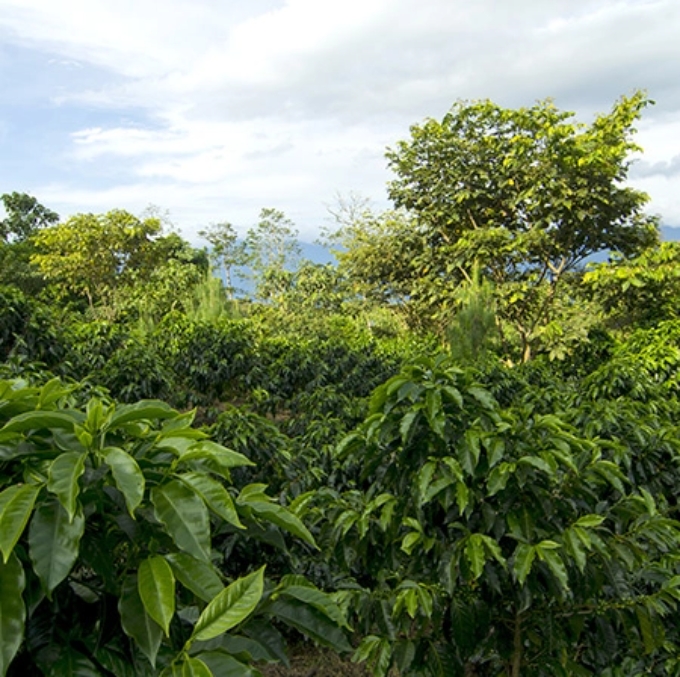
[2,92,680,676]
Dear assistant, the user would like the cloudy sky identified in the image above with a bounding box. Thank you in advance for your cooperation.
[0,0,678,241]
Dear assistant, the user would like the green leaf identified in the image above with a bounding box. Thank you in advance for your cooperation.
[161,656,213,677]
[574,514,605,529]
[564,528,587,572]
[591,460,627,493]
[278,584,349,630]
[267,597,352,653]
[119,574,163,668]
[539,548,569,592]
[197,652,257,677]
[442,385,463,408]
[103,447,145,517]
[47,451,86,522]
[151,480,211,562]
[108,400,177,428]
[1,410,80,434]
[487,439,505,468]
[0,484,40,563]
[239,497,316,548]
[456,482,469,514]
[399,410,419,442]
[465,534,486,579]
[47,647,100,676]
[513,544,536,586]
[0,552,25,677]
[417,461,436,506]
[190,566,265,642]
[177,472,244,529]
[28,498,85,595]
[138,556,176,637]
[480,534,505,566]
[460,430,481,475]
[92,646,139,677]
[517,455,553,476]
[636,606,657,654]
[180,441,254,470]
[487,463,513,496]
[425,389,445,437]
[467,386,496,409]
[165,552,224,603]
[37,377,73,409]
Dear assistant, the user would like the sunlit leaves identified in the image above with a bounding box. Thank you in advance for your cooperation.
[47,451,86,521]
[190,566,265,642]
[0,484,40,562]
[138,556,176,637]
[0,377,343,675]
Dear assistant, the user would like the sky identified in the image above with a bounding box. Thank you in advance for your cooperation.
[0,0,678,243]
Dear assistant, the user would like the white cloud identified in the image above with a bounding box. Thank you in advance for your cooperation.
[1,0,679,235]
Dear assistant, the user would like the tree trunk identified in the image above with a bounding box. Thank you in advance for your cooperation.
[511,613,523,677]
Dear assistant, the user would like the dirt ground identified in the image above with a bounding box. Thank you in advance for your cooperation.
[258,645,370,677]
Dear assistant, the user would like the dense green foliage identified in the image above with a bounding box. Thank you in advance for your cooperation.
[2,90,680,676]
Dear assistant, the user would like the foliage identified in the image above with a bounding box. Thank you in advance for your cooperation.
[199,222,248,299]
[304,356,680,675]
[328,208,422,308]
[0,287,66,367]
[584,241,680,329]
[0,193,59,295]
[0,378,349,676]
[0,193,58,243]
[151,315,257,407]
[446,268,499,365]
[245,209,301,302]
[30,211,205,310]
[353,92,660,358]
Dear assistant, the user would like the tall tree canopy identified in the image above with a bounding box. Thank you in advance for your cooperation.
[0,192,59,243]
[334,92,658,360]
[386,91,657,270]
[30,210,205,309]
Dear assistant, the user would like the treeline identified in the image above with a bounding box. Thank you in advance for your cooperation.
[3,91,680,676]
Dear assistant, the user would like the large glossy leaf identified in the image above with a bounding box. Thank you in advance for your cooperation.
[266,597,352,652]
[165,552,224,603]
[28,498,85,595]
[176,472,244,529]
[465,534,486,580]
[238,495,315,548]
[513,544,536,586]
[37,377,73,409]
[151,481,211,562]
[47,451,86,522]
[0,484,40,562]
[103,447,145,516]
[161,656,213,677]
[195,652,257,677]
[1,410,82,433]
[108,400,177,428]
[190,566,265,642]
[278,584,349,630]
[180,441,254,470]
[536,544,569,592]
[0,552,25,677]
[119,574,163,668]
[138,556,176,637]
